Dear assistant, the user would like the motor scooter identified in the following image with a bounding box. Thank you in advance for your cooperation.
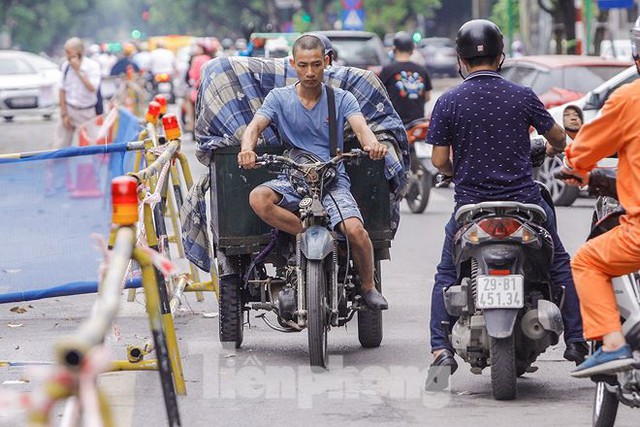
[404,118,438,213]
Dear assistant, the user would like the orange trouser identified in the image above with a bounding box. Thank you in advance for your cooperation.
[571,221,640,341]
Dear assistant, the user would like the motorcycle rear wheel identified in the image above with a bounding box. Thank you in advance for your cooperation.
[592,381,619,427]
[306,260,329,369]
[490,335,517,400]
[218,273,244,349]
[405,165,431,214]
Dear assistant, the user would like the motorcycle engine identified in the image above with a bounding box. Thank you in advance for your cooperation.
[277,287,297,321]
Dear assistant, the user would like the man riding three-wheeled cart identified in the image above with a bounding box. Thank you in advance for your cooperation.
[191,34,409,369]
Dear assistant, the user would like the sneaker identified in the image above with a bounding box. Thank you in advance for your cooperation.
[571,344,634,378]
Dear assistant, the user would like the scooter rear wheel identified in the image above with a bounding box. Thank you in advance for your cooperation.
[405,164,431,214]
[490,335,517,400]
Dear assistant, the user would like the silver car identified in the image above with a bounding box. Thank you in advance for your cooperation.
[0,50,61,122]
[417,37,457,78]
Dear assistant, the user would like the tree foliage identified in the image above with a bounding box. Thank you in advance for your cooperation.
[1,0,443,54]
[363,0,442,35]
[490,0,520,36]
[2,0,94,53]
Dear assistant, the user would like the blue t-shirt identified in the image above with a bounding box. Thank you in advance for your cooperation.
[256,84,361,184]
[427,70,556,206]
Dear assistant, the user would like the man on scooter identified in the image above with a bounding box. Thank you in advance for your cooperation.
[237,35,389,310]
[425,19,587,386]
[560,16,640,378]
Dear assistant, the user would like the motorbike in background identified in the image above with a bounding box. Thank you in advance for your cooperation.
[555,169,640,427]
[404,118,437,213]
[147,72,175,104]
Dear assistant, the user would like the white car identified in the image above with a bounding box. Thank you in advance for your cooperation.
[535,65,638,206]
[0,50,61,122]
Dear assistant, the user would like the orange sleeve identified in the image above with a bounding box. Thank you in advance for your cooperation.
[564,90,628,173]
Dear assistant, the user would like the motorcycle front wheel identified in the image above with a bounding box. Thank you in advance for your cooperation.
[592,379,619,427]
[306,259,329,370]
[357,259,383,348]
[490,335,517,400]
[405,164,432,214]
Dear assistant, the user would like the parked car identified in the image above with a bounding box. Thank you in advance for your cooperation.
[533,65,638,206]
[315,30,389,74]
[417,37,458,77]
[500,55,631,109]
[0,50,61,122]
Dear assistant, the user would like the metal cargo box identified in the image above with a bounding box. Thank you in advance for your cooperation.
[210,146,392,256]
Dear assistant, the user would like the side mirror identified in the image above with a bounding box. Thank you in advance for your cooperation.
[582,92,599,111]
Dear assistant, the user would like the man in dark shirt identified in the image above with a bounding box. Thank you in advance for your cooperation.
[379,31,432,125]
[425,19,587,384]
[110,43,140,76]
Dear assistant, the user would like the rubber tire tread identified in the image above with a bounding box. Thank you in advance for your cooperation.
[490,336,518,401]
[218,274,244,349]
[406,164,431,214]
[307,260,328,369]
[358,259,383,348]
[592,381,619,427]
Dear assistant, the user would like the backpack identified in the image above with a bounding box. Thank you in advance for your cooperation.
[63,63,103,115]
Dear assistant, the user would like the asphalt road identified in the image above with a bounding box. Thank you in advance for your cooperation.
[0,91,635,426]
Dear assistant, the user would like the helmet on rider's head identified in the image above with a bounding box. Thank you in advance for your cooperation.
[631,15,640,62]
[393,31,414,53]
[456,19,504,59]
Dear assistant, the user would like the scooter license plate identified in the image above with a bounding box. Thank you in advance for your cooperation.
[413,141,432,159]
[476,275,524,309]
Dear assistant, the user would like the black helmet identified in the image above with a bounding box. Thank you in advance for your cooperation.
[305,32,334,61]
[456,19,504,59]
[393,31,414,52]
[631,15,640,61]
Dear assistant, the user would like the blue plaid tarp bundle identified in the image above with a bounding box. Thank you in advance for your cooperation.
[194,56,409,186]
[183,57,409,271]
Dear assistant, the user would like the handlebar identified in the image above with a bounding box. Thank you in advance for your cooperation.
[254,149,367,169]
[554,168,618,198]
[553,170,584,184]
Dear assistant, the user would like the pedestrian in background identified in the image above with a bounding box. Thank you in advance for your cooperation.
[54,37,101,149]
[379,31,432,125]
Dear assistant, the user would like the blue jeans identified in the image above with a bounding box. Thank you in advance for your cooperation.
[430,199,584,351]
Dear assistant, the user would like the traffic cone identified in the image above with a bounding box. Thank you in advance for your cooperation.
[71,162,102,198]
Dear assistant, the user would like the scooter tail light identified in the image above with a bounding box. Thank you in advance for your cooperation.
[411,126,428,140]
[477,217,523,239]
[155,73,170,82]
[488,269,511,276]
[462,223,490,243]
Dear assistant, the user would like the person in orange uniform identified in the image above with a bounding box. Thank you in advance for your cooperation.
[561,16,640,378]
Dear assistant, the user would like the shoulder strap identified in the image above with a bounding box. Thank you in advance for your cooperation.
[326,84,337,156]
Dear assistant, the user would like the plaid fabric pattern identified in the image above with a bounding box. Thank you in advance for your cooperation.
[194,56,409,186]
[180,174,211,272]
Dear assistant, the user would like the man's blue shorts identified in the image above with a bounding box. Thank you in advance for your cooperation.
[260,178,363,230]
